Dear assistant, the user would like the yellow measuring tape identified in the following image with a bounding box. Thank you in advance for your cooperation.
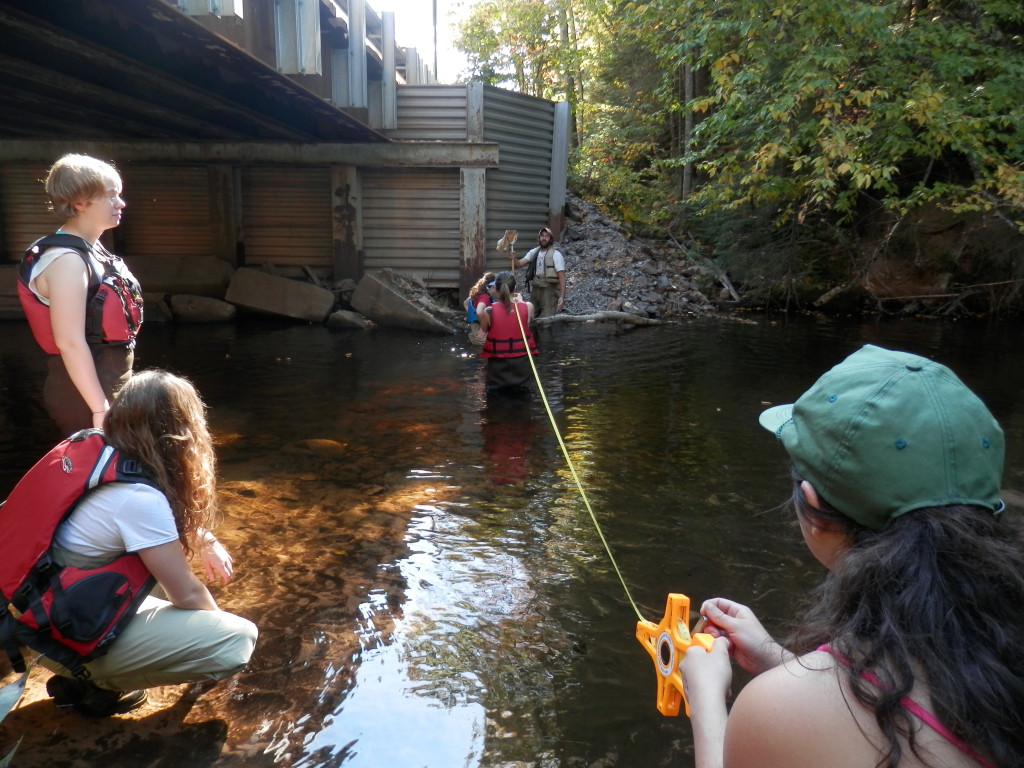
[504,295,713,717]
[509,295,643,620]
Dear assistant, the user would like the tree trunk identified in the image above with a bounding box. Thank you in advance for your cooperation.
[535,311,664,326]
[682,63,694,204]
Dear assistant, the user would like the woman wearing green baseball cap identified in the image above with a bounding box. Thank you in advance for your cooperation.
[681,345,1023,768]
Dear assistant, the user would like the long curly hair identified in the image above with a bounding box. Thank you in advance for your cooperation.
[467,271,496,303]
[104,369,217,557]
[787,467,1024,768]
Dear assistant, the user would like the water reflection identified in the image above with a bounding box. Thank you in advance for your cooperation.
[1,315,1023,767]
[481,397,538,485]
[295,510,494,768]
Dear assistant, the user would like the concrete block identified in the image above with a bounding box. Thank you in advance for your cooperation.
[141,292,173,323]
[125,256,234,297]
[350,272,452,333]
[170,294,237,323]
[0,266,22,319]
[225,267,335,322]
[326,309,372,330]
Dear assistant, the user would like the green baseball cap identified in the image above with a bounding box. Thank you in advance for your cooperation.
[759,345,1004,530]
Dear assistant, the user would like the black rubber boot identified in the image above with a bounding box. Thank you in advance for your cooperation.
[46,675,148,717]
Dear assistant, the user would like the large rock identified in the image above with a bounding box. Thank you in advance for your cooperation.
[141,292,173,323]
[170,294,236,322]
[125,256,234,297]
[225,268,335,322]
[326,309,372,330]
[349,272,452,333]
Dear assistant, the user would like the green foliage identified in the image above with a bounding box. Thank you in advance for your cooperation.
[454,0,1024,310]
[571,101,681,235]
[454,0,576,98]
[566,1,689,230]
[629,0,1024,231]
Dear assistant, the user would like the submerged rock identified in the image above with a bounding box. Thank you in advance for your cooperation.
[170,294,236,322]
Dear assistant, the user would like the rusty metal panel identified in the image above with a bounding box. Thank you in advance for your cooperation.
[240,165,333,269]
[388,85,469,141]
[482,86,558,273]
[0,163,55,263]
[361,167,461,286]
[118,165,212,259]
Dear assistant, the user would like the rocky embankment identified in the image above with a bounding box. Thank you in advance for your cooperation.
[362,194,723,332]
[542,194,717,320]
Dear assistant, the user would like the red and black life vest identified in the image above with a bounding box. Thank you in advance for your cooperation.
[0,429,157,679]
[482,302,539,358]
[18,234,143,356]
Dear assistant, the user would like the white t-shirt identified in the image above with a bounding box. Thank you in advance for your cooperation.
[526,246,565,285]
[54,482,180,558]
[27,247,105,305]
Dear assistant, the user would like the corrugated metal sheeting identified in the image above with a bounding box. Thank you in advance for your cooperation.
[381,85,563,282]
[240,166,333,271]
[482,88,556,273]
[2,85,564,291]
[387,86,469,141]
[0,164,59,261]
[362,168,462,286]
[119,166,212,259]
[0,164,214,264]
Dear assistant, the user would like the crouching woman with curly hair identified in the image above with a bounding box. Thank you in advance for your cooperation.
[41,369,258,717]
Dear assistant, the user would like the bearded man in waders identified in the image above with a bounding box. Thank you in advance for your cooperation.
[515,227,566,317]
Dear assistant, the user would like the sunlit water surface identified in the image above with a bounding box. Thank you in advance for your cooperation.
[1,314,1023,767]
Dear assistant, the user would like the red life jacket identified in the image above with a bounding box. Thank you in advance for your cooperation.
[482,301,539,358]
[18,234,144,356]
[0,429,157,679]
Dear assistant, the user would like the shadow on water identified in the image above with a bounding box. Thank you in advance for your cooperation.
[2,314,1024,766]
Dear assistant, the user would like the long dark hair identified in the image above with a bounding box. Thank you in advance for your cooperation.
[493,270,517,312]
[787,467,1024,768]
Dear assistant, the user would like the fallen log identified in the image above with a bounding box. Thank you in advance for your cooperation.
[535,311,664,326]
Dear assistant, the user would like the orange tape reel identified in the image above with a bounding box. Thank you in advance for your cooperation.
[635,593,714,716]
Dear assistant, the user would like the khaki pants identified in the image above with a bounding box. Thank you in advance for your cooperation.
[39,595,258,691]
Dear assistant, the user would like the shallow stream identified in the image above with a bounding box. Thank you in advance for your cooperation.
[1,313,1022,767]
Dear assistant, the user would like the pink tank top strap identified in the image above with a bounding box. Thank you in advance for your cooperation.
[817,644,997,768]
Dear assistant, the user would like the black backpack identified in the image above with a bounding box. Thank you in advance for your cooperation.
[524,247,539,290]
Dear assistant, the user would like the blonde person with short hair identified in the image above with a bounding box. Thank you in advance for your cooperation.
[18,154,143,435]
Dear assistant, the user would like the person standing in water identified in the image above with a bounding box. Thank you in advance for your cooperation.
[515,227,565,317]
[478,271,538,394]
[464,271,496,345]
[18,154,143,436]
[680,345,1024,768]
